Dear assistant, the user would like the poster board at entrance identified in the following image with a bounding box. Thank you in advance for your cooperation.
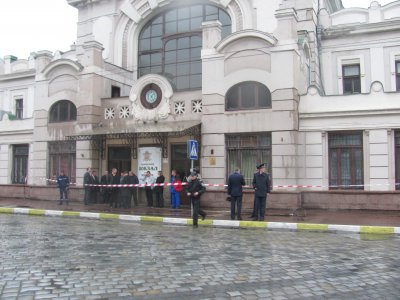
[138,147,162,181]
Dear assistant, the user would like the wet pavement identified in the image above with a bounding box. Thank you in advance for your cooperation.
[1,214,400,299]
[1,197,400,227]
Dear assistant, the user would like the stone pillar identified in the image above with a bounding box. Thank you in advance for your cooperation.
[368,129,390,191]
[201,20,222,56]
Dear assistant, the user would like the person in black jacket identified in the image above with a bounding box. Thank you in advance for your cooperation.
[155,170,165,208]
[109,168,120,208]
[120,171,131,208]
[100,170,111,204]
[56,170,70,205]
[128,171,139,207]
[252,163,271,221]
[228,168,246,220]
[83,167,92,205]
[186,172,206,227]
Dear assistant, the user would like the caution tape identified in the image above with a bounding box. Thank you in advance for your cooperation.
[40,177,399,189]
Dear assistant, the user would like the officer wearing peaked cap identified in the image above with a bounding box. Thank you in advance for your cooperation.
[252,163,271,221]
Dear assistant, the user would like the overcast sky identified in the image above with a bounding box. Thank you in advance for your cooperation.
[0,0,396,60]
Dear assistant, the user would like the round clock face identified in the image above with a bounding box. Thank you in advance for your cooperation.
[140,84,162,109]
[145,89,158,104]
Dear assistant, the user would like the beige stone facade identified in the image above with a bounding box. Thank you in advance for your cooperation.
[0,0,400,197]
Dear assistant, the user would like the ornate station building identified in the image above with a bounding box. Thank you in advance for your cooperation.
[1,0,400,205]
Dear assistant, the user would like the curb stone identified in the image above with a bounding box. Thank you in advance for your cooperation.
[1,207,399,235]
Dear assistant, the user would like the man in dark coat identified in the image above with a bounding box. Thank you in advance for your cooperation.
[228,168,246,220]
[91,170,100,204]
[252,163,271,221]
[57,170,70,205]
[83,167,92,205]
[100,170,111,204]
[109,168,120,208]
[186,172,206,227]
[120,171,131,209]
[128,171,139,207]
[155,170,165,208]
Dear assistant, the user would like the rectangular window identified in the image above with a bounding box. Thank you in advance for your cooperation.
[15,98,23,119]
[226,133,272,185]
[48,141,76,184]
[342,64,361,94]
[396,61,400,91]
[329,132,363,190]
[12,144,29,184]
[395,131,400,190]
[111,86,121,98]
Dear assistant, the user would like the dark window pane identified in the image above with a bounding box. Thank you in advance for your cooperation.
[140,67,151,76]
[165,21,177,35]
[258,85,271,107]
[190,74,202,89]
[222,26,231,38]
[177,19,190,32]
[353,78,361,93]
[177,49,190,62]
[177,76,190,90]
[164,64,176,77]
[343,78,353,93]
[177,62,190,76]
[191,36,201,47]
[190,5,203,17]
[178,37,190,49]
[140,39,150,51]
[151,53,162,65]
[141,26,151,38]
[152,15,163,25]
[140,54,150,67]
[206,5,218,15]
[178,7,189,19]
[190,47,201,59]
[151,24,163,36]
[241,83,255,108]
[190,61,201,74]
[151,65,162,74]
[165,51,177,64]
[190,17,203,30]
[150,37,162,50]
[165,9,177,22]
[165,40,176,51]
[219,10,231,25]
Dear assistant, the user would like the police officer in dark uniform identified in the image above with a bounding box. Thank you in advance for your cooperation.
[186,172,206,227]
[252,163,271,221]
[227,168,246,220]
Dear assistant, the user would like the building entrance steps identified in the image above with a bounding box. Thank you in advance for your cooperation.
[0,197,400,227]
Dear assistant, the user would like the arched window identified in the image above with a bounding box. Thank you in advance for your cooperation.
[226,82,272,111]
[49,100,77,123]
[138,4,231,91]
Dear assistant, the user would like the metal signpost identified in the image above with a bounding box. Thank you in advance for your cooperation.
[187,140,198,217]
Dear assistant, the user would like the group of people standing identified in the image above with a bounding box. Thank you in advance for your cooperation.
[58,163,270,225]
[227,163,271,221]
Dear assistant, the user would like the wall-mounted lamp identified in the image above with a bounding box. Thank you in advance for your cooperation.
[211,149,214,155]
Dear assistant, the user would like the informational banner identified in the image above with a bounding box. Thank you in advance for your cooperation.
[138,147,162,179]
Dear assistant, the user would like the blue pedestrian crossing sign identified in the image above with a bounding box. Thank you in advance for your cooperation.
[188,140,199,160]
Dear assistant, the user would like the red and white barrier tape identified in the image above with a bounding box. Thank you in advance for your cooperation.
[40,177,399,189]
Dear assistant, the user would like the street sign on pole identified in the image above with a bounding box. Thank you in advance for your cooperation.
[188,140,198,160]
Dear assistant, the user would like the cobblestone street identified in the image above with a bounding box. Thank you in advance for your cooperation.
[0,214,399,299]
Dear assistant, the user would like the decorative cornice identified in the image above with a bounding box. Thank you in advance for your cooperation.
[216,30,277,52]
[41,59,83,78]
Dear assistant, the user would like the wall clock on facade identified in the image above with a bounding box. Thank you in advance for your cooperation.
[140,84,162,109]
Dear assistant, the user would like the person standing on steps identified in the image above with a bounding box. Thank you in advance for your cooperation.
[155,170,165,208]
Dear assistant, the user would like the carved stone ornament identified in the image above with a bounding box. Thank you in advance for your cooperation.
[129,74,173,122]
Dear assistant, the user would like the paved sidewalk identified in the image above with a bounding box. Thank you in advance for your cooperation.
[1,197,400,227]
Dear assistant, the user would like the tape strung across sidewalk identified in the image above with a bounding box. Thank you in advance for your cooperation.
[41,177,400,190]
[1,207,399,236]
